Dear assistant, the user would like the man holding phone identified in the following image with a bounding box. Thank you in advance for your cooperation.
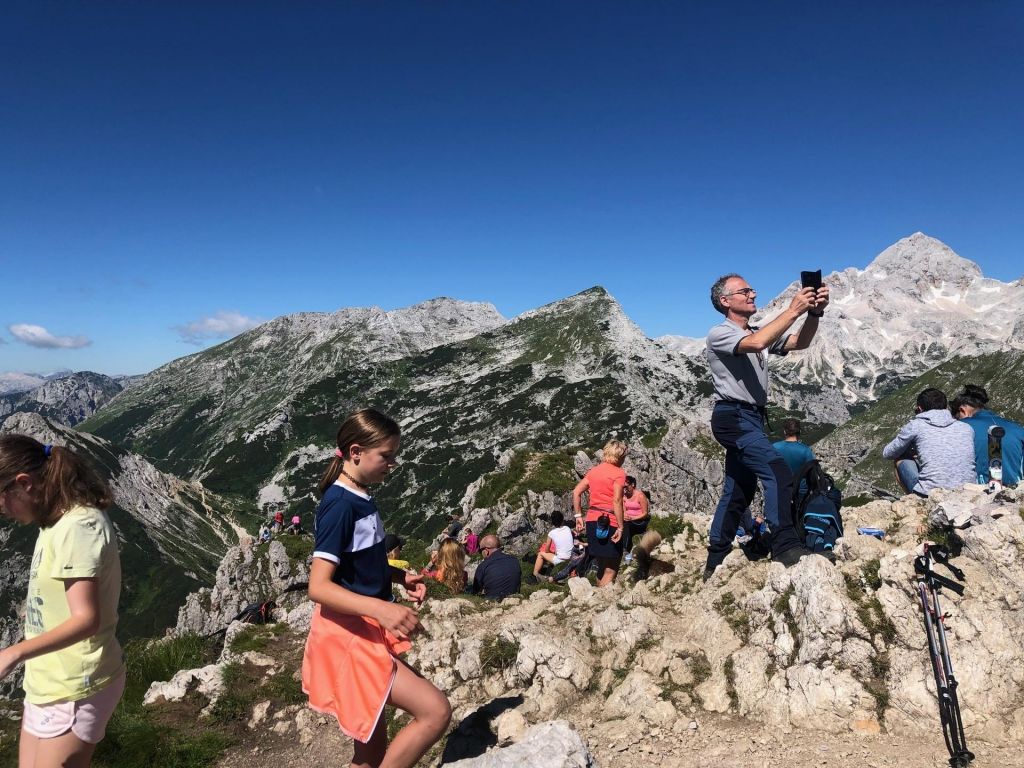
[702,272,830,581]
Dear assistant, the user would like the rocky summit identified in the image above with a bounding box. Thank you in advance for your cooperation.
[138,483,1024,767]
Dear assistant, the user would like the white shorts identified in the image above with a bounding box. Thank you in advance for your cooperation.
[22,671,125,744]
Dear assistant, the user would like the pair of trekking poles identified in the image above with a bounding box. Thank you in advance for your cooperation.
[914,544,974,768]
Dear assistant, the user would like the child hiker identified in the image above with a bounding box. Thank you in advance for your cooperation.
[303,409,451,768]
[0,435,124,767]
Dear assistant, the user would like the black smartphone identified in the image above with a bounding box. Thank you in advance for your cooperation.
[800,270,822,290]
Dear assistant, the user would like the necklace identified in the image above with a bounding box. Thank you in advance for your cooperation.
[339,467,371,491]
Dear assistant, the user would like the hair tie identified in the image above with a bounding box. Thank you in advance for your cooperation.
[335,448,343,458]
[43,444,52,458]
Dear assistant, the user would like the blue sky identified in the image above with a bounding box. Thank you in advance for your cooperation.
[2,2,1022,375]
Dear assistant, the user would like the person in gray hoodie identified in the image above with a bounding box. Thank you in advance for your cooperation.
[882,388,976,496]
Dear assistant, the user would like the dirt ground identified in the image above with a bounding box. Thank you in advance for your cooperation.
[215,707,1023,768]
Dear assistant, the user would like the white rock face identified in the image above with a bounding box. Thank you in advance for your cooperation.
[443,720,596,768]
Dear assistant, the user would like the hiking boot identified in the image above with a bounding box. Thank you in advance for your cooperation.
[701,566,717,583]
[773,546,813,568]
[525,574,539,585]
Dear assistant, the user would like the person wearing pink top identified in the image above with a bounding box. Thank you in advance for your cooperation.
[621,475,650,563]
[572,440,627,586]
[464,529,479,555]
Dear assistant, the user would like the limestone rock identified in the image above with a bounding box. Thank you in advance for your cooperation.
[443,720,596,768]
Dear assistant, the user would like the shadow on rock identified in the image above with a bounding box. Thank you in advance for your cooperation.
[441,695,525,763]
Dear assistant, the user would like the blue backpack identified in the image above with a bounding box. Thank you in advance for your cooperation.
[791,460,844,554]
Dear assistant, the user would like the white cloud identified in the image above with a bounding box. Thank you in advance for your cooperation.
[8,324,92,349]
[175,311,263,345]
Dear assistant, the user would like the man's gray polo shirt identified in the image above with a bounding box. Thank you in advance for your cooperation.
[706,318,790,407]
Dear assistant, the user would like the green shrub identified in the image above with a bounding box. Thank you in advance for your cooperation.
[647,514,696,541]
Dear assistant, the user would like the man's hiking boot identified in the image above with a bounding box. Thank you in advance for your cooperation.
[773,546,813,568]
[701,566,717,583]
[525,574,539,585]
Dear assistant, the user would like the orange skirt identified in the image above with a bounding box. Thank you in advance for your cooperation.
[302,605,412,743]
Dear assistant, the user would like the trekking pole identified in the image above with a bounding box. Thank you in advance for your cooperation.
[913,544,974,768]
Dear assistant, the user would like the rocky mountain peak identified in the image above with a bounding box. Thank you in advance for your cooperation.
[863,232,982,292]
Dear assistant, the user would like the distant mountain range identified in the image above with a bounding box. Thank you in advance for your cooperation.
[2,231,1019,650]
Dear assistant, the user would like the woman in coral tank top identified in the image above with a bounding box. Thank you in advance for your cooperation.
[572,440,627,586]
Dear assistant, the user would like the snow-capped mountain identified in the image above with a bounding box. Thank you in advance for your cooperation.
[660,233,1024,403]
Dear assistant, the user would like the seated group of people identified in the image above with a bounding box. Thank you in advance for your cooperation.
[883,384,1023,496]
[259,510,304,542]
[385,530,522,600]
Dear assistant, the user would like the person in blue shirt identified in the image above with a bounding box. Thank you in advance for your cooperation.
[772,418,816,483]
[953,385,1024,487]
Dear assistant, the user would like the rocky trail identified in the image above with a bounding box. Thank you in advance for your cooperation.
[142,484,1024,768]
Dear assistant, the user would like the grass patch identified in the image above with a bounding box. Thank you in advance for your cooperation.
[843,563,897,723]
[772,585,800,666]
[276,533,314,564]
[475,450,577,508]
[479,634,521,676]
[713,592,751,642]
[92,634,231,768]
[723,656,739,710]
[640,426,669,449]
[647,514,697,542]
[691,432,723,460]
[229,622,287,654]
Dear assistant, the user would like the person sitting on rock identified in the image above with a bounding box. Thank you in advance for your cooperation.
[621,476,650,564]
[772,418,816,490]
[258,523,272,544]
[464,527,479,556]
[573,439,628,587]
[528,511,574,583]
[427,538,467,595]
[953,384,1024,487]
[271,509,284,533]
[287,514,303,535]
[471,534,521,600]
[882,388,975,496]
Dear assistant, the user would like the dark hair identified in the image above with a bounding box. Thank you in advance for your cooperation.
[916,388,948,413]
[710,273,742,315]
[949,396,964,418]
[957,384,989,410]
[782,418,801,437]
[551,511,565,528]
[317,408,401,496]
[0,435,111,527]
[625,475,637,486]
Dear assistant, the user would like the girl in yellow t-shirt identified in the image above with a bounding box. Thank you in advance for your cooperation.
[0,434,124,767]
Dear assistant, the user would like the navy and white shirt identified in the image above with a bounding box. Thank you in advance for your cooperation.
[313,482,392,601]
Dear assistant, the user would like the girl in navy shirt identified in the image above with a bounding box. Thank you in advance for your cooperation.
[302,409,450,768]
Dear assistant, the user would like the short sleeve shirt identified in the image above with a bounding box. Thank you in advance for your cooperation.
[24,505,123,704]
[706,319,790,406]
[313,482,392,601]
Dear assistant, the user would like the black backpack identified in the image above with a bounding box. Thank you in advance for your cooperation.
[791,460,844,554]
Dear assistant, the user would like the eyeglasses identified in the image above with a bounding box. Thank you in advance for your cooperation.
[723,287,756,298]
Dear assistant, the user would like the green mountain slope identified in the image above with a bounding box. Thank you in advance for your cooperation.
[81,288,706,538]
